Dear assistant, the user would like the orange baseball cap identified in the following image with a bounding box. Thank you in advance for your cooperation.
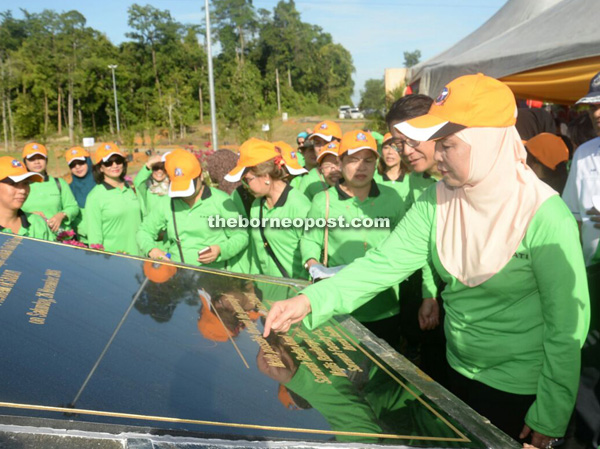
[397,73,517,141]
[143,261,177,284]
[339,130,378,156]
[163,149,202,198]
[525,133,569,170]
[224,138,280,182]
[65,147,90,165]
[0,157,43,183]
[309,120,342,142]
[316,140,340,163]
[197,289,238,342]
[22,142,48,160]
[382,133,394,146]
[273,141,307,176]
[94,142,126,164]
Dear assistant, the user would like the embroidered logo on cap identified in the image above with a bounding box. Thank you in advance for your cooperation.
[435,87,450,105]
[320,123,328,129]
[32,144,38,149]
[11,160,22,168]
[290,151,296,159]
[71,149,78,154]
[327,143,336,149]
[356,132,367,141]
[174,168,183,177]
[105,144,111,150]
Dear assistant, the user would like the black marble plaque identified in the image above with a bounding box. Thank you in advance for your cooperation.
[0,234,492,447]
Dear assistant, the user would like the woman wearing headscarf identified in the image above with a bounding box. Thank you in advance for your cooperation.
[264,74,590,449]
[21,142,79,234]
[65,147,95,240]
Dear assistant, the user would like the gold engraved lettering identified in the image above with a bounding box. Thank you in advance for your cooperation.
[28,269,61,325]
[223,294,285,368]
[0,237,22,269]
[0,269,20,307]
[323,361,348,377]
[303,362,332,384]
[304,338,333,362]
[333,351,363,372]
[324,326,356,351]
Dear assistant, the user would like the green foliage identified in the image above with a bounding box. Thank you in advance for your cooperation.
[359,78,385,111]
[403,50,421,68]
[0,1,355,143]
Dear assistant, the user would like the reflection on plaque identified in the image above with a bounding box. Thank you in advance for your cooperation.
[0,234,500,447]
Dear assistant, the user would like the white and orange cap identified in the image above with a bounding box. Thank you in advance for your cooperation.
[273,141,307,176]
[339,130,378,156]
[94,142,126,164]
[224,138,280,182]
[396,73,518,142]
[316,140,340,163]
[309,120,342,142]
[65,147,90,165]
[162,149,202,198]
[0,157,43,183]
[22,142,48,160]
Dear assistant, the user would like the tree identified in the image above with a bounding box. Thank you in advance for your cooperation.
[211,0,257,64]
[359,78,385,111]
[403,49,421,68]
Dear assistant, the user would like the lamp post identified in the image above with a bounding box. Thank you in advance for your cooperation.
[108,64,120,137]
[205,0,218,150]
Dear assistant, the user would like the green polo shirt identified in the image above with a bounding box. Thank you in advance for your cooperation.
[133,166,170,217]
[408,172,436,204]
[137,186,248,269]
[301,181,406,323]
[249,184,311,280]
[0,211,55,241]
[227,187,253,274]
[22,175,80,230]
[302,189,590,438]
[295,168,328,201]
[373,171,412,204]
[85,182,142,255]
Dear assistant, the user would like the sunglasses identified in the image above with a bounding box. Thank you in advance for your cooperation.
[152,163,165,171]
[101,157,125,167]
[69,160,86,169]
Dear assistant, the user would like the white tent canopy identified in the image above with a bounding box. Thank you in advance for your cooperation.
[409,0,600,100]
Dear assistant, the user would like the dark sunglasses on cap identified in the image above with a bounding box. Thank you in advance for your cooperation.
[101,157,125,167]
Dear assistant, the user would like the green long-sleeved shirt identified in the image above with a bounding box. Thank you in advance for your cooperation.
[249,184,310,280]
[22,175,80,231]
[85,182,142,255]
[227,187,253,274]
[133,166,170,217]
[301,188,590,437]
[301,182,407,322]
[137,186,248,269]
[0,211,55,241]
[295,168,328,201]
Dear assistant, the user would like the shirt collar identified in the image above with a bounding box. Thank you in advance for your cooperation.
[336,180,380,201]
[102,181,129,191]
[201,185,212,201]
[382,172,406,182]
[273,183,292,208]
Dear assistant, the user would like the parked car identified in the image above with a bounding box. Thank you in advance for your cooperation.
[349,108,364,119]
[338,105,351,119]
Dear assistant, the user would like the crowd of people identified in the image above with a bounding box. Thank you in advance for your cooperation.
[0,71,598,449]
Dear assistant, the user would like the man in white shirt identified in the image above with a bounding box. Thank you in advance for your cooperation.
[562,71,600,266]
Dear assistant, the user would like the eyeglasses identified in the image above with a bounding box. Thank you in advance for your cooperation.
[391,137,421,149]
[241,175,257,187]
[101,157,124,167]
[383,143,402,153]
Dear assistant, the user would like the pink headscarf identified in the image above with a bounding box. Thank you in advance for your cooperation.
[436,126,556,287]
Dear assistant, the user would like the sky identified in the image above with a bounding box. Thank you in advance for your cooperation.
[5,0,506,105]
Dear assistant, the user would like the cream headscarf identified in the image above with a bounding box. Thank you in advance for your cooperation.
[436,126,556,287]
